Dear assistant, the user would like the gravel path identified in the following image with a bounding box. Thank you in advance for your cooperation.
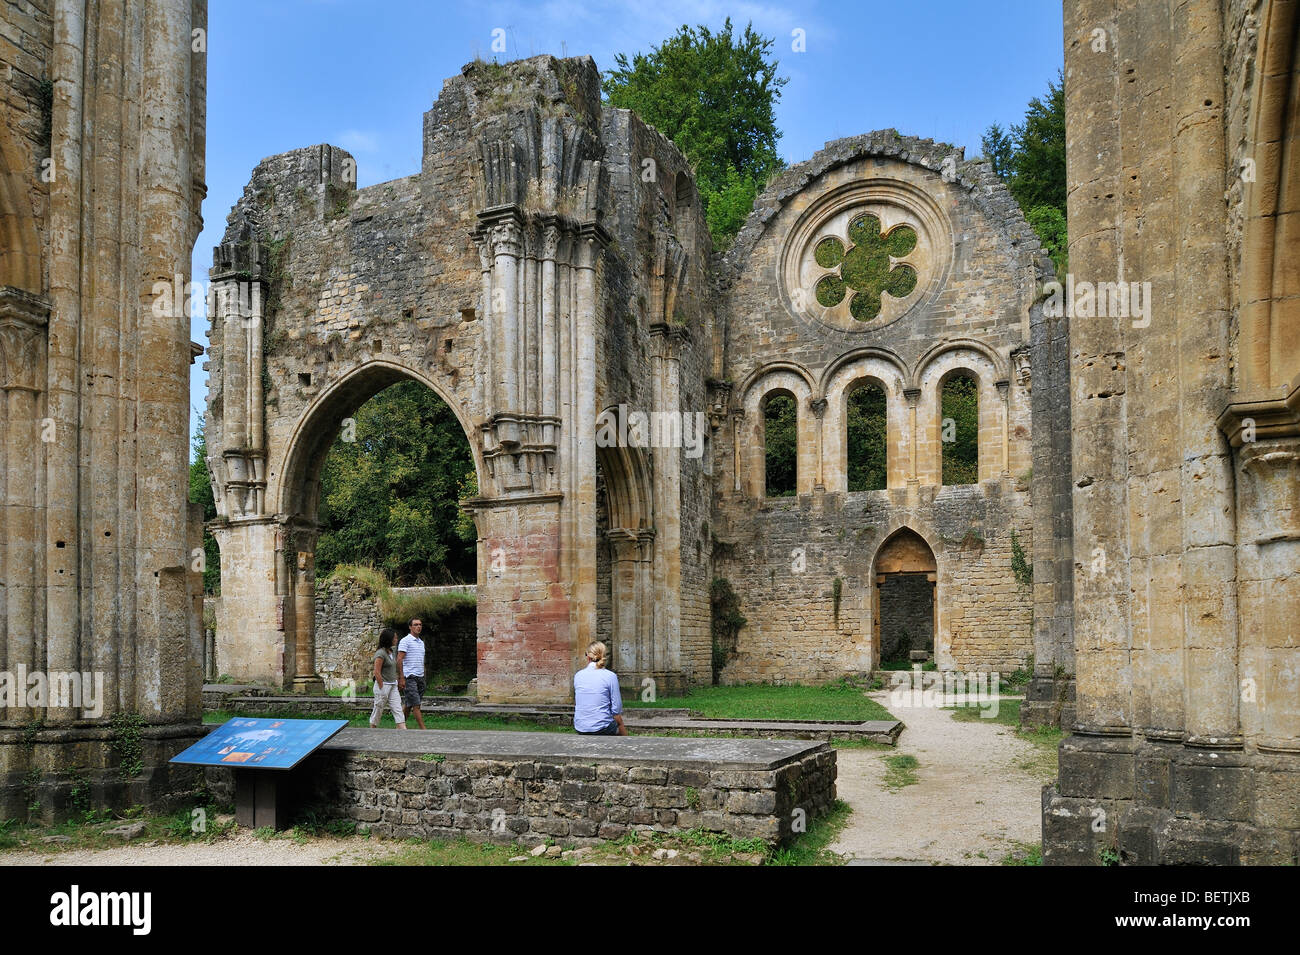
[828,692,1045,865]
[0,831,402,867]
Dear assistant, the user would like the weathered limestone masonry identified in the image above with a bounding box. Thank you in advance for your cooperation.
[0,0,208,819]
[711,132,1051,682]
[207,56,1061,701]
[204,730,836,846]
[309,581,476,688]
[205,56,713,702]
[1045,0,1300,865]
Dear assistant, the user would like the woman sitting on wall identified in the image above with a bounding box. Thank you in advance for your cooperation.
[573,641,628,736]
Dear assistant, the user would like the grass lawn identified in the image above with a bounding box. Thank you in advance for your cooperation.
[624,682,895,722]
[880,753,920,790]
[203,708,566,734]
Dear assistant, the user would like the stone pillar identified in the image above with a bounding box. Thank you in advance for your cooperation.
[636,528,656,677]
[0,301,45,721]
[810,397,828,490]
[473,495,572,702]
[291,543,324,694]
[995,379,1010,477]
[731,410,744,494]
[1,0,208,821]
[904,387,920,489]
[649,324,685,682]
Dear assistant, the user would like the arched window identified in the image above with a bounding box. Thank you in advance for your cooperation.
[763,392,797,497]
[847,382,887,491]
[940,373,979,485]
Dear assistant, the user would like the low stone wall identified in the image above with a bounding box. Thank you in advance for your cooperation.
[313,580,477,689]
[205,729,836,846]
[314,577,385,690]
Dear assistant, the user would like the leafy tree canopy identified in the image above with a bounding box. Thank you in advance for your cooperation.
[982,71,1067,273]
[847,385,887,492]
[764,393,797,497]
[941,375,979,486]
[316,381,476,586]
[603,18,787,247]
[189,421,221,595]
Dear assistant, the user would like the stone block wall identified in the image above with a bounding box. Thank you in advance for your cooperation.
[313,578,384,690]
[710,132,1045,682]
[310,580,477,689]
[205,737,837,847]
[712,484,1033,682]
[1043,0,1300,865]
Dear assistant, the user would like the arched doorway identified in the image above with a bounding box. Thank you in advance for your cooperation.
[277,362,482,691]
[872,528,937,666]
[595,439,655,693]
[211,357,482,691]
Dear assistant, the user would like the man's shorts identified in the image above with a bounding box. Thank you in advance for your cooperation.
[576,720,619,736]
[402,675,426,709]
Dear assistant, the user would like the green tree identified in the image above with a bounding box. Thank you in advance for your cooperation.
[983,72,1067,273]
[188,421,221,594]
[1005,72,1066,216]
[603,18,787,248]
[315,381,476,585]
[764,393,797,497]
[847,384,887,492]
[941,376,979,486]
[980,122,1014,180]
[1026,204,1068,275]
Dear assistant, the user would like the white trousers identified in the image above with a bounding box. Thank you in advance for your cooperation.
[370,681,405,726]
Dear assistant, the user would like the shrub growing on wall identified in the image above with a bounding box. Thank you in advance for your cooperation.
[709,577,747,684]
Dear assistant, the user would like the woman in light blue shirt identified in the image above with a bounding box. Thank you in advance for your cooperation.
[573,641,627,736]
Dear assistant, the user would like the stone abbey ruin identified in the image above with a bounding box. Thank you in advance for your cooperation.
[1,0,1297,865]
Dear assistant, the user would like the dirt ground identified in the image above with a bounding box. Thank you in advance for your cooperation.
[0,831,402,866]
[828,692,1045,865]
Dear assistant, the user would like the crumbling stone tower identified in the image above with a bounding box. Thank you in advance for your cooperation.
[1045,0,1300,864]
[0,0,208,819]
[205,57,714,701]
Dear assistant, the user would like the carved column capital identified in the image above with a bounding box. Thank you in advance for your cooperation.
[1011,347,1032,392]
[0,288,49,393]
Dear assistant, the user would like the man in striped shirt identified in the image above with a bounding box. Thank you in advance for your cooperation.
[397,618,427,730]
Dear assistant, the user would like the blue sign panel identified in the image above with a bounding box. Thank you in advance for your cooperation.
[170,718,349,771]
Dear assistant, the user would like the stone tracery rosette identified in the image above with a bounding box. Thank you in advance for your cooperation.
[779,179,953,332]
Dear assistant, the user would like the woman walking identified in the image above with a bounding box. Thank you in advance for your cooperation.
[369,628,406,729]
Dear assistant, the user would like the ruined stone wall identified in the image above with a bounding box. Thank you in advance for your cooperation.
[206,738,837,847]
[710,133,1045,682]
[207,55,713,701]
[313,578,384,690]
[0,0,208,821]
[1046,0,1300,866]
[310,581,477,690]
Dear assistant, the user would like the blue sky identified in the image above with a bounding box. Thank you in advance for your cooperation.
[189,0,1063,440]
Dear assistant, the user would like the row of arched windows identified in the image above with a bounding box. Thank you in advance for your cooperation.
[763,373,980,496]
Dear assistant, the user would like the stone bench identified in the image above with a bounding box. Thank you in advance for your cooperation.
[204,729,836,847]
